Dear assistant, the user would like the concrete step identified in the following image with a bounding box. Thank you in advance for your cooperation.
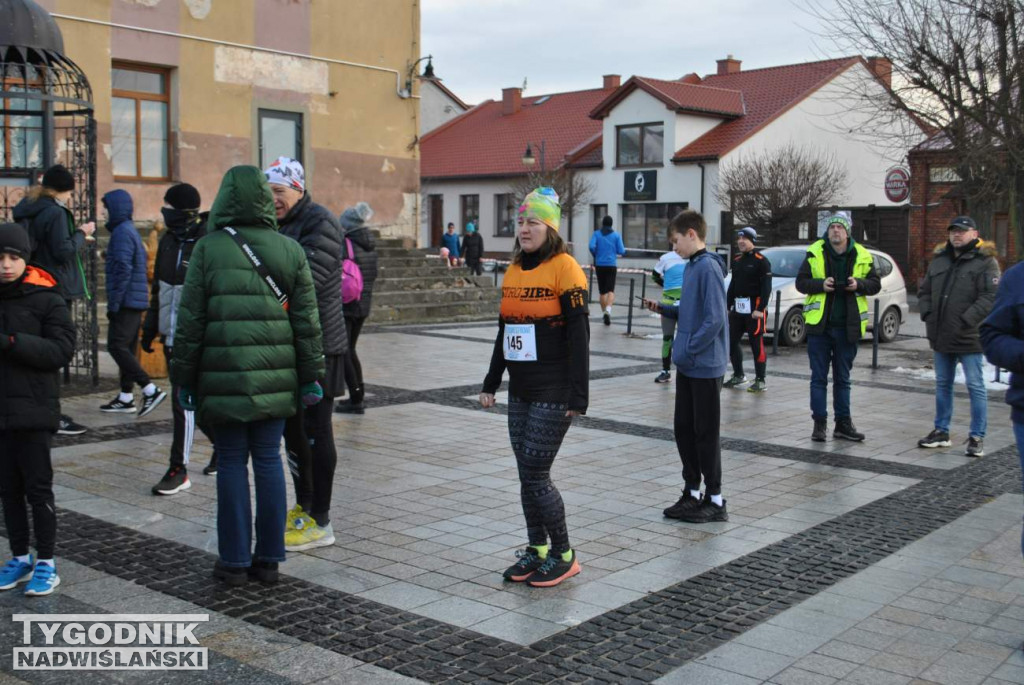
[376,256,440,268]
[377,264,463,278]
[374,275,494,293]
[372,287,502,307]
[369,300,498,324]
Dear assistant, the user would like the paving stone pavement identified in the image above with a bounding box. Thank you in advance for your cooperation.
[0,313,1020,683]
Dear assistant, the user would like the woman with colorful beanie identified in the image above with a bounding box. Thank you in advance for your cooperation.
[480,187,590,587]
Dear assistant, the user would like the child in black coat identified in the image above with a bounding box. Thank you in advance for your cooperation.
[0,222,75,596]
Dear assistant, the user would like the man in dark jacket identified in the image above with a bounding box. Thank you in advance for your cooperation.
[0,222,76,596]
[795,215,881,442]
[172,165,324,585]
[143,184,218,496]
[725,227,773,393]
[13,165,95,436]
[980,261,1024,560]
[917,216,999,457]
[461,222,485,275]
[98,190,167,419]
[337,202,378,415]
[264,157,346,551]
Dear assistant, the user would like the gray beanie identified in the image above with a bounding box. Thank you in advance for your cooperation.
[340,202,374,230]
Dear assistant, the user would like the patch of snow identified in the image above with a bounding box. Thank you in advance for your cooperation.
[891,360,1010,390]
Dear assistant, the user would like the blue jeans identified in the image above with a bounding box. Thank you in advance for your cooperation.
[933,352,987,438]
[214,419,287,567]
[1014,422,1024,559]
[807,328,858,421]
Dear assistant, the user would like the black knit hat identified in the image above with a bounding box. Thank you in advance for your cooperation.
[41,164,75,192]
[0,223,32,259]
[164,183,201,210]
[602,215,613,227]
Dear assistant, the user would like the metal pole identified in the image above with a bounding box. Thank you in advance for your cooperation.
[641,271,647,301]
[872,299,880,369]
[588,266,595,303]
[493,264,499,287]
[772,290,781,356]
[996,366,1001,383]
[626,278,635,335]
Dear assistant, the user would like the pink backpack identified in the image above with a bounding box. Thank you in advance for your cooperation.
[341,238,364,304]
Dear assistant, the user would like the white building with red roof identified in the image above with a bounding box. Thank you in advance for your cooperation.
[420,55,923,266]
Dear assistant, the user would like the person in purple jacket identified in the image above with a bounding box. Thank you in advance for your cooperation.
[644,210,729,524]
[980,261,1024,557]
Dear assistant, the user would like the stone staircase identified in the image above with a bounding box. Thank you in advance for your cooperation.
[369,237,501,324]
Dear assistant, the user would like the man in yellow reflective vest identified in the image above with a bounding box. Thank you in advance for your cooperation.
[795,215,881,442]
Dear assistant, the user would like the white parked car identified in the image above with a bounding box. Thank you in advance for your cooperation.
[724,245,910,346]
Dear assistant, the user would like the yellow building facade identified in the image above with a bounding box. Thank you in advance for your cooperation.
[37,0,421,235]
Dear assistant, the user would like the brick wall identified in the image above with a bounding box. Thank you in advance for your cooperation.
[908,151,962,288]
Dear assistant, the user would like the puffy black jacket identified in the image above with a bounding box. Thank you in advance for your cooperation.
[13,195,88,301]
[278,193,348,356]
[0,266,77,431]
[342,222,379,319]
[461,232,485,263]
[919,239,1000,354]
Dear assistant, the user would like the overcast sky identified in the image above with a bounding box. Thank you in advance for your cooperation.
[421,0,843,105]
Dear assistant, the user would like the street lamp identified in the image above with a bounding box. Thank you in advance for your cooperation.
[521,141,546,172]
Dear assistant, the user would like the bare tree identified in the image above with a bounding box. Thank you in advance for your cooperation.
[715,143,849,240]
[506,168,595,231]
[809,0,1024,257]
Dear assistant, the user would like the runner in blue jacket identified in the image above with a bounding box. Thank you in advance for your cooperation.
[589,216,625,325]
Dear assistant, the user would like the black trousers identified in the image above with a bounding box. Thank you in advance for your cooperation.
[673,373,723,496]
[343,316,366,405]
[0,431,56,559]
[466,259,483,276]
[285,354,341,525]
[163,346,216,468]
[107,308,150,393]
[729,311,767,380]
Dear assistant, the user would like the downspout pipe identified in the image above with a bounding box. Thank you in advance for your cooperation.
[697,162,705,213]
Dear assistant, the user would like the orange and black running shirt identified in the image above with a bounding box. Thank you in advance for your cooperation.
[483,252,590,412]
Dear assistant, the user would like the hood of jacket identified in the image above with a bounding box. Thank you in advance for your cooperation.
[600,226,613,236]
[102,189,134,230]
[0,265,58,299]
[933,238,998,258]
[208,165,277,232]
[693,248,728,277]
[11,194,63,222]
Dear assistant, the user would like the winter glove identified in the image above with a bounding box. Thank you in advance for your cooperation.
[300,381,323,407]
[178,387,197,411]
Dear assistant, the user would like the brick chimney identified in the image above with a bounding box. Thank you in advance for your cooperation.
[603,74,621,90]
[866,56,892,88]
[716,55,741,75]
[502,87,522,116]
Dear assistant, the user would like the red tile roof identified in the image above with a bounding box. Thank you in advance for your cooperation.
[672,57,860,161]
[420,87,608,180]
[589,76,746,119]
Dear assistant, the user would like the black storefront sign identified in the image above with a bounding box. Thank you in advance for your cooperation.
[624,170,657,202]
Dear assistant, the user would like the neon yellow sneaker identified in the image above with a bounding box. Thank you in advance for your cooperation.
[285,505,314,532]
[284,522,335,552]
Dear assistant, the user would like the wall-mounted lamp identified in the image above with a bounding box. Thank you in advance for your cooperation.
[400,55,434,99]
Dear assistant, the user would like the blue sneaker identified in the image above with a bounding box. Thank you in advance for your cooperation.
[0,557,33,590]
[24,563,60,596]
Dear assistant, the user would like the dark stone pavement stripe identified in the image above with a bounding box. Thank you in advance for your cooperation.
[53,418,176,448]
[24,442,1018,683]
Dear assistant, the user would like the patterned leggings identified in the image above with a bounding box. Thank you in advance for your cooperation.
[508,397,574,554]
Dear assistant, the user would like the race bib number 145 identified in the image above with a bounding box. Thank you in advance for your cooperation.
[503,324,538,361]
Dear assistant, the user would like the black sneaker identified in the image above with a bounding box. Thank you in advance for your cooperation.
[526,550,581,587]
[965,436,984,457]
[811,419,827,442]
[502,547,546,582]
[663,491,703,519]
[152,466,191,496]
[99,396,135,413]
[137,388,168,418]
[247,560,279,584]
[918,429,951,448]
[834,419,865,442]
[603,312,611,326]
[334,402,365,415]
[202,454,218,476]
[723,374,747,388]
[678,498,728,523]
[212,561,247,587]
[654,370,672,384]
[57,415,87,436]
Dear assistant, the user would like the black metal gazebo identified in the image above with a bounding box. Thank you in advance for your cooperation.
[1,0,98,384]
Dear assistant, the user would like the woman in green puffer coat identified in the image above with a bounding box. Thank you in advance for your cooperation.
[171,165,324,586]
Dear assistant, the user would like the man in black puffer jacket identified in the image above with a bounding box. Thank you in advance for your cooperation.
[337,202,379,414]
[0,222,76,595]
[264,157,347,551]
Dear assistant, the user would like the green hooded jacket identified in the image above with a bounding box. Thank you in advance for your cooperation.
[170,166,325,425]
